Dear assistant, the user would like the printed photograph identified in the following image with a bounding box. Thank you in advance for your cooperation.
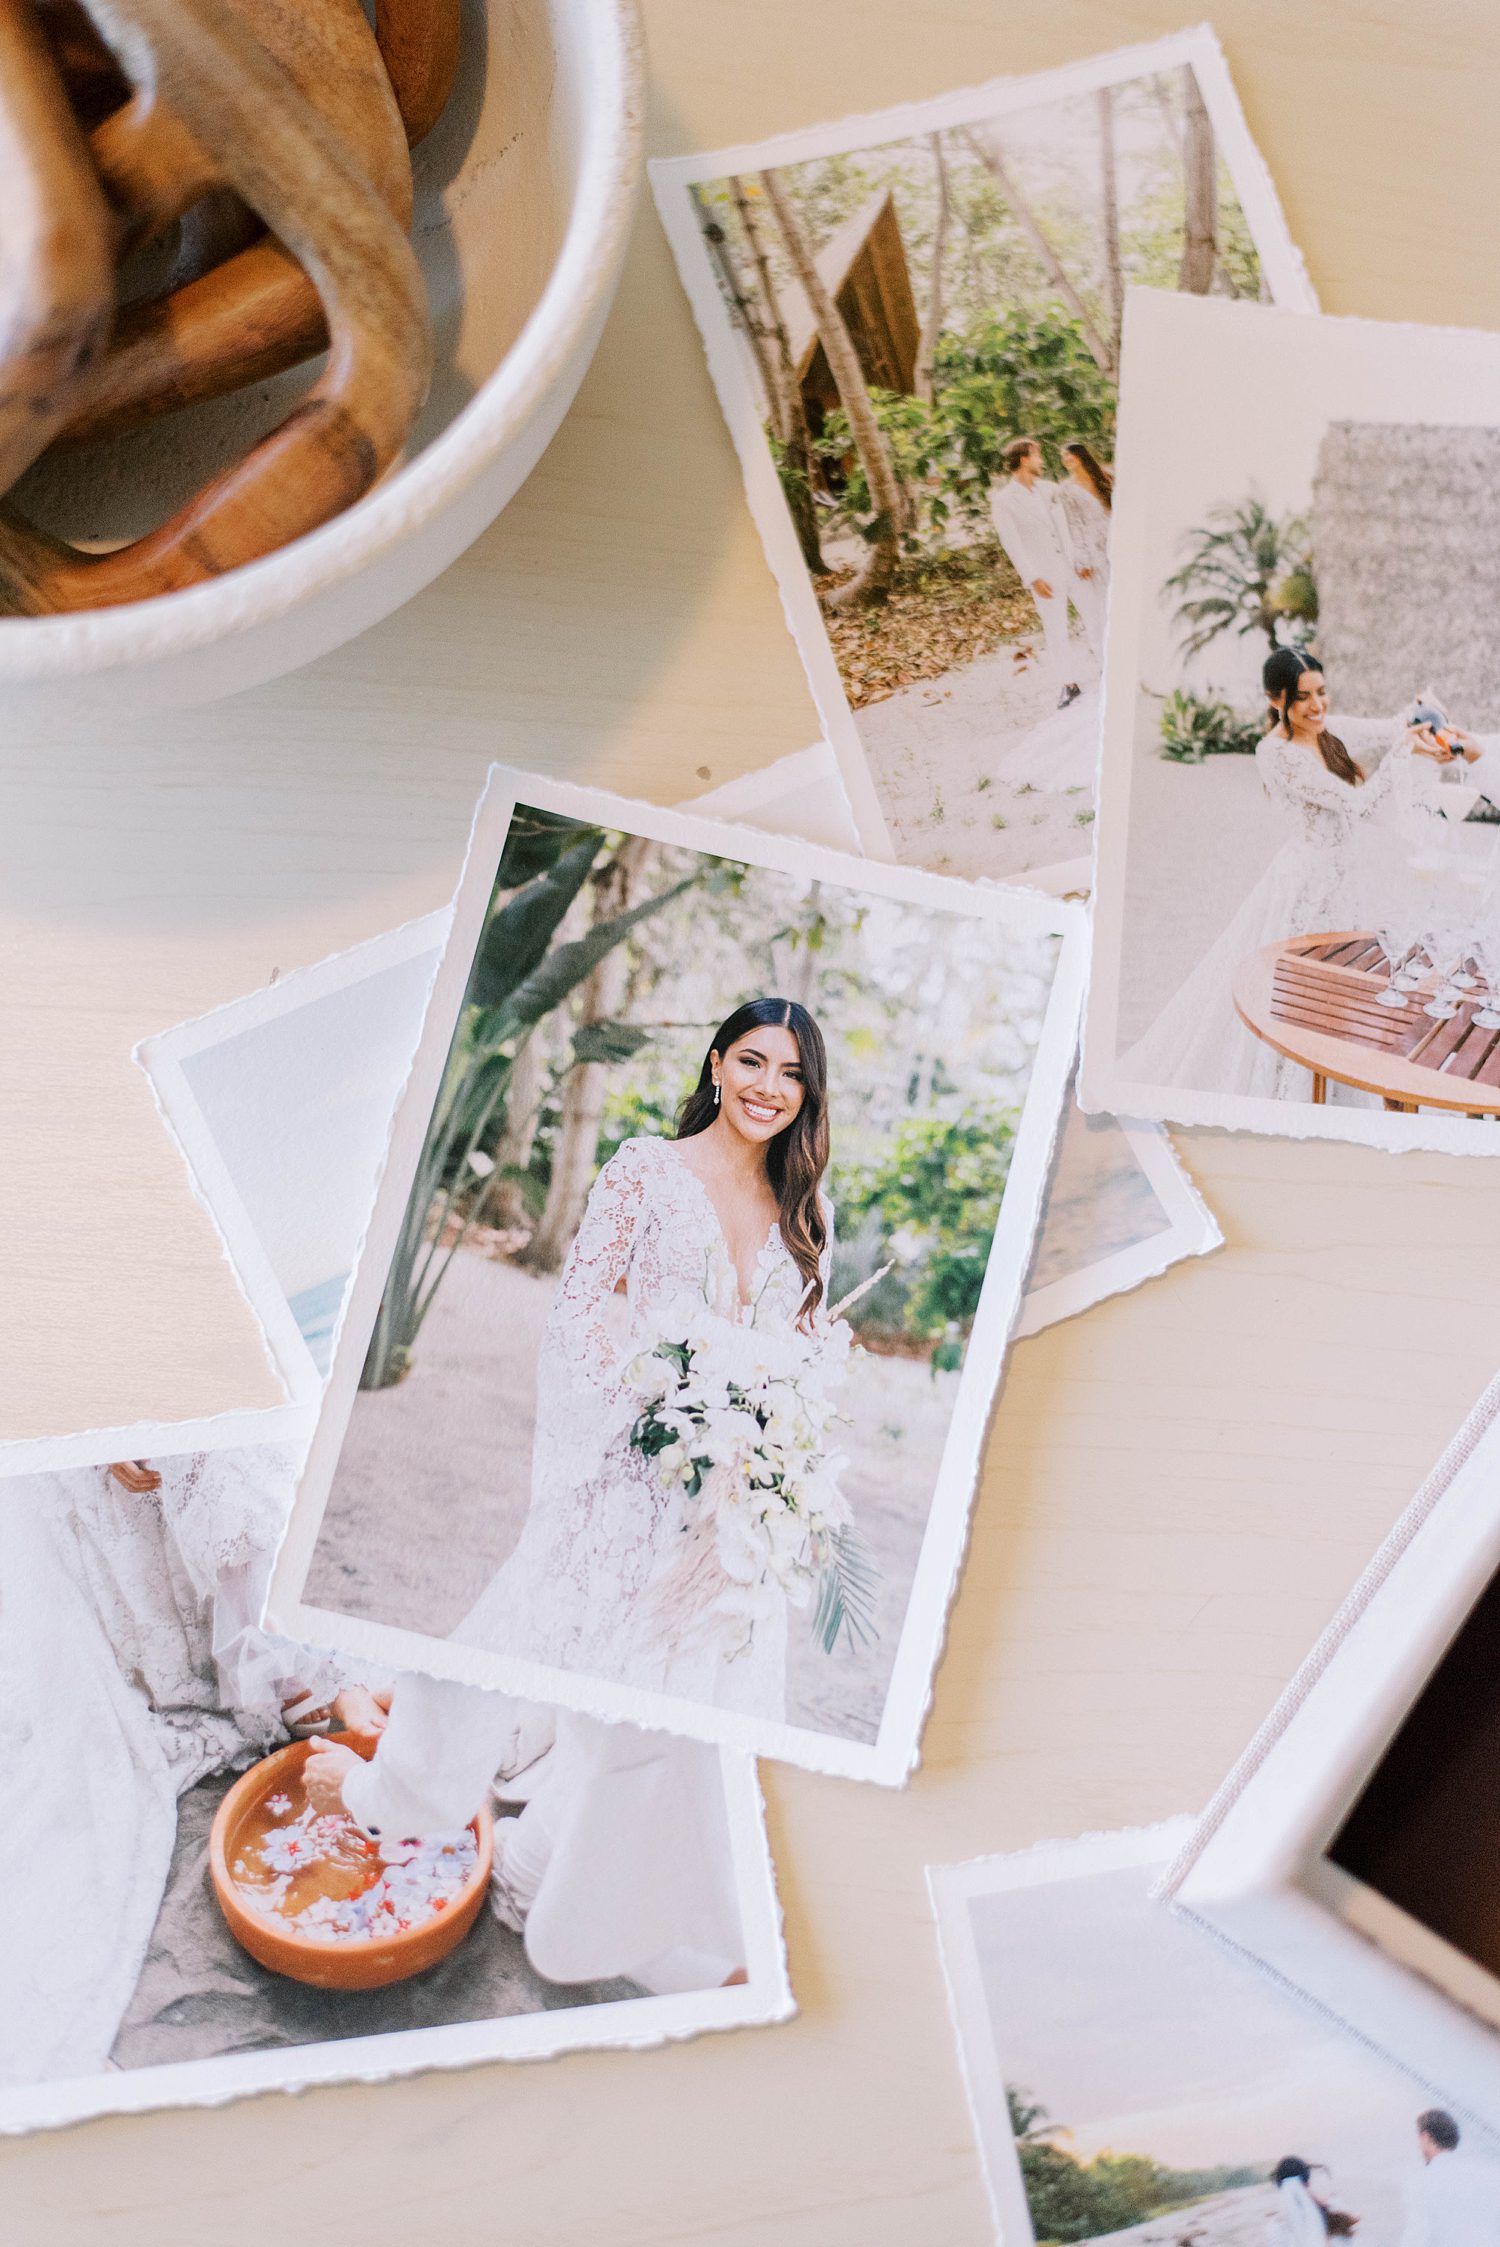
[1086,293,1500,1146]
[271,777,1082,1780]
[0,1436,783,2134]
[653,30,1314,888]
[931,1828,1500,2246]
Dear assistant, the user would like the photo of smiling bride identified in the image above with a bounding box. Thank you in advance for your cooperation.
[1083,290,1500,1143]
[285,787,1076,1773]
[454,994,853,1725]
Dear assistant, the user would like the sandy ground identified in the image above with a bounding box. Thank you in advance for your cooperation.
[1084,2185,1273,2247]
[111,1774,638,2071]
[1027,1093,1171,1295]
[1080,2172,1406,2246]
[1115,695,1284,1049]
[858,620,1099,881]
[307,1249,956,1745]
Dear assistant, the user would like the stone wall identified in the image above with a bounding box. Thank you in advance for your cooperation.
[1312,420,1500,727]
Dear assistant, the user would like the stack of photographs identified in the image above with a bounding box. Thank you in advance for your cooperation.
[12,24,1500,2238]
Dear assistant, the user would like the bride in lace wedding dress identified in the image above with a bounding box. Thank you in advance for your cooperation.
[453,995,836,1725]
[1120,649,1462,1101]
[0,1445,339,2085]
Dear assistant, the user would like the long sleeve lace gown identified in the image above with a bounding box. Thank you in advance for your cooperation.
[454,1133,834,1724]
[0,1447,327,2086]
[1119,717,1423,1100]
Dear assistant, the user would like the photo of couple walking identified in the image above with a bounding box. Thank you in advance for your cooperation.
[665,40,1314,886]
[934,1832,1500,2247]
[1269,2112,1500,2246]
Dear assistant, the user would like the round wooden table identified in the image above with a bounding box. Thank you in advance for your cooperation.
[1234,931,1500,1116]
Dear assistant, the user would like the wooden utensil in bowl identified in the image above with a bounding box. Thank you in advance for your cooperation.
[0,0,114,489]
[0,0,432,612]
[376,0,462,144]
[60,0,413,444]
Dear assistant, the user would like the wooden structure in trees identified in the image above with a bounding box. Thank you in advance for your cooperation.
[781,190,919,435]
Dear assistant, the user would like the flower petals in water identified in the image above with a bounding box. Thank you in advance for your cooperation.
[234,1782,478,1943]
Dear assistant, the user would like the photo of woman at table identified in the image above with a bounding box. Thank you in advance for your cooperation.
[1119,649,1493,1102]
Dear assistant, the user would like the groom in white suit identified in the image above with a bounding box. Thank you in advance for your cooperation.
[1404,2108,1500,2245]
[988,435,1081,710]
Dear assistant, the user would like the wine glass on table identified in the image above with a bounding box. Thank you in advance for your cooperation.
[1367,831,1420,1008]
[1471,923,1500,1032]
[1466,856,1500,1031]
[1420,888,1468,1020]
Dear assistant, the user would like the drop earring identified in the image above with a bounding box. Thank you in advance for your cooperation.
[713,1081,721,1108]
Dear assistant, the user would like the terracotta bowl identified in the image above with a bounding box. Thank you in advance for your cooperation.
[0,0,643,721]
[210,1738,494,1991]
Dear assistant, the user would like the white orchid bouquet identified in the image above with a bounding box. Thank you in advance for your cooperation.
[623,1284,882,1662]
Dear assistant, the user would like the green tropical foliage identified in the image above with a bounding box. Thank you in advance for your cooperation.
[809,312,1114,551]
[1007,2087,1265,2244]
[928,310,1115,517]
[1158,687,1265,762]
[361,819,695,1390]
[833,1109,1018,1342]
[1165,496,1318,659]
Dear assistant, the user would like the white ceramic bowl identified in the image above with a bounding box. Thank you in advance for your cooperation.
[0,0,643,721]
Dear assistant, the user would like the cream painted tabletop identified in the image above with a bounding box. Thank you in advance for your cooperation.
[4,3,1500,2241]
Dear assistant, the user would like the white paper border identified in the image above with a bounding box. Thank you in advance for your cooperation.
[0,1737,792,2136]
[1012,1113,1221,1340]
[650,24,1318,895]
[928,1819,1197,2245]
[1160,1366,1500,2128]
[1081,288,1500,1154]
[266,766,1087,1786]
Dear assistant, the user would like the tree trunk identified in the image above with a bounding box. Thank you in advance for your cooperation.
[1178,65,1217,295]
[694,186,780,421]
[493,1025,544,1174]
[761,166,903,608]
[522,838,654,1273]
[731,178,825,575]
[962,128,1115,378]
[1096,88,1124,369]
[913,132,950,405]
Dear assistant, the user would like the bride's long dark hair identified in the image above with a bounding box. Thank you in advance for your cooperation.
[676,996,830,1317]
[1263,647,1360,785]
[1061,439,1113,508]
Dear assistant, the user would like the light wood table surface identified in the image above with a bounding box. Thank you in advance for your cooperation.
[4,3,1500,2240]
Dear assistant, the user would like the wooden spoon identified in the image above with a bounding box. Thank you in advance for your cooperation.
[0,0,432,610]
[56,0,411,445]
[0,0,114,490]
[376,0,462,146]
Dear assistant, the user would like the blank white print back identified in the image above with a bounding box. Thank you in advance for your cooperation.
[267,768,1087,1783]
[651,25,1316,895]
[1082,292,1500,1154]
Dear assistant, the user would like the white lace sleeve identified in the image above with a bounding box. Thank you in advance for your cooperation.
[1258,728,1409,819]
[543,1137,652,1409]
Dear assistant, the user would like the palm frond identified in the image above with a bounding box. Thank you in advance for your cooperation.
[813,1524,882,1656]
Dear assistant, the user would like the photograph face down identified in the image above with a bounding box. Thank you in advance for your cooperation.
[1086,294,1500,1146]
[654,32,1315,889]
[273,778,1082,1780]
[931,1830,1498,2247]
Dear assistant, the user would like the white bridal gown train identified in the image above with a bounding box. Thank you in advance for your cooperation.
[0,1448,322,2085]
[1120,716,1439,1101]
[0,1446,750,2088]
[997,687,1102,795]
[449,1133,834,1723]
